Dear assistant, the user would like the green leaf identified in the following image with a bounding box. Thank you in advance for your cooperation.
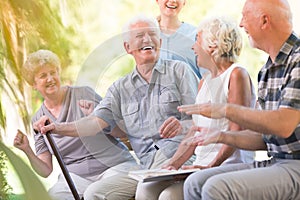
[0,142,52,200]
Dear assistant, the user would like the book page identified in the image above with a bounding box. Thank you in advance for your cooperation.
[128,168,199,182]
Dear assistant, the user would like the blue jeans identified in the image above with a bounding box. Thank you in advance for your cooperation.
[184,159,300,200]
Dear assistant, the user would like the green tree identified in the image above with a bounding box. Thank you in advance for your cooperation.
[0,0,75,198]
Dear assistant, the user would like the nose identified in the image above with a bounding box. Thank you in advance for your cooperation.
[239,18,244,28]
[46,73,54,82]
[143,33,151,42]
[191,43,195,51]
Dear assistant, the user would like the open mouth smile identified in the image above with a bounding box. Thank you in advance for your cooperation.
[140,46,154,51]
[166,4,177,9]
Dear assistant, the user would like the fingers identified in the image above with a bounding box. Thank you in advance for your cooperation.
[162,165,177,170]
[33,116,50,132]
[17,129,24,143]
[78,100,94,115]
[159,117,181,138]
[78,100,93,108]
[40,123,56,134]
[181,165,198,170]
[182,136,202,146]
[14,129,26,147]
[182,165,208,170]
[177,104,200,115]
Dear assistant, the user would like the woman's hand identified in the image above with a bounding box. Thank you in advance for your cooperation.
[13,129,30,152]
[78,100,95,116]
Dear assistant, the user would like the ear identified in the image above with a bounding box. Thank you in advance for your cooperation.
[124,42,131,54]
[260,14,269,29]
[207,45,215,56]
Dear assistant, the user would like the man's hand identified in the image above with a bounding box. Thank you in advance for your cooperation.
[33,116,55,134]
[178,103,226,119]
[159,116,182,138]
[182,127,222,146]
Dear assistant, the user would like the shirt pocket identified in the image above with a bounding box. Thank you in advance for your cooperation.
[122,102,139,130]
[160,85,181,118]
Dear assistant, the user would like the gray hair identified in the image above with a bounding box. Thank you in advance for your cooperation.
[198,16,242,63]
[122,14,160,42]
[22,49,61,86]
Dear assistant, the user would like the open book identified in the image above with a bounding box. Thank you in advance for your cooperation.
[128,168,200,182]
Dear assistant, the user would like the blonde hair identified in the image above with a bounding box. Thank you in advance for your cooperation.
[198,16,242,63]
[22,49,61,85]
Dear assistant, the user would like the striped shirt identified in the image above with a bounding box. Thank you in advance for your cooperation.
[259,32,300,159]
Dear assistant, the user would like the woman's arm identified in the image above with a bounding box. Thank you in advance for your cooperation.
[207,67,254,167]
[14,130,53,177]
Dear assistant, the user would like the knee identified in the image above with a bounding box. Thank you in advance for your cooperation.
[84,184,106,200]
[183,174,205,199]
[135,182,160,200]
[159,182,183,200]
[48,185,78,200]
[202,177,227,200]
[49,191,75,200]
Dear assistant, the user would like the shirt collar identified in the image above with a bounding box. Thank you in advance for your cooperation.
[131,59,165,80]
[264,32,299,69]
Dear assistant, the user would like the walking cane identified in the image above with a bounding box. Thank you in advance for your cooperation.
[35,120,82,200]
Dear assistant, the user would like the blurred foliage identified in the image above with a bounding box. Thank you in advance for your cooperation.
[0,0,74,198]
[0,151,11,200]
[0,0,75,135]
[0,141,52,200]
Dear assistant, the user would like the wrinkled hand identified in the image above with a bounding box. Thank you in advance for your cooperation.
[159,116,182,138]
[182,127,222,146]
[161,164,177,170]
[78,100,95,116]
[178,103,226,119]
[33,116,55,134]
[13,129,30,152]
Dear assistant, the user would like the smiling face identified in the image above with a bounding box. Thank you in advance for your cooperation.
[33,64,61,97]
[239,1,263,49]
[192,32,214,70]
[124,21,161,65]
[156,0,185,17]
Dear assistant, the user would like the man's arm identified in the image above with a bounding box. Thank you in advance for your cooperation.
[191,128,267,151]
[178,104,300,139]
[225,105,300,138]
[39,115,109,137]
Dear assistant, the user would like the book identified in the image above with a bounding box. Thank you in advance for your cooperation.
[128,168,200,182]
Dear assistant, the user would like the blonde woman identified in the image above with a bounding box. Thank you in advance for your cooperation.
[156,16,256,200]
[14,49,138,200]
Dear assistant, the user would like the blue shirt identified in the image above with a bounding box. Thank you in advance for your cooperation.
[259,33,300,159]
[160,22,206,79]
[93,59,199,168]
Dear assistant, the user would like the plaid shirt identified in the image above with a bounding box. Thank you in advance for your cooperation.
[259,32,300,159]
